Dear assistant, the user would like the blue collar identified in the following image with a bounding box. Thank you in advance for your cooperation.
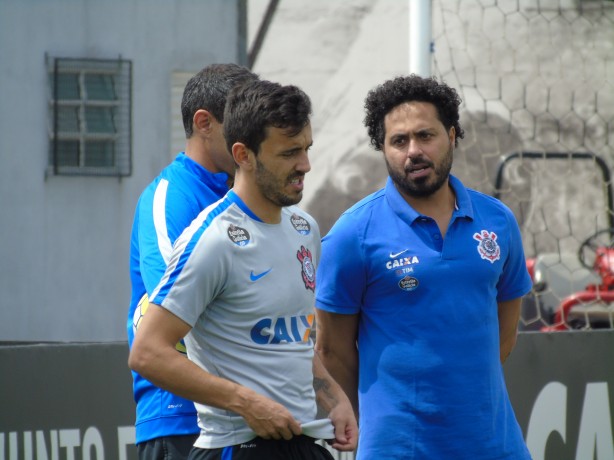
[176,152,230,191]
[384,174,474,226]
[226,190,263,222]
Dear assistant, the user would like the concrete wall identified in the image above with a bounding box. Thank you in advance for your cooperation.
[0,0,245,341]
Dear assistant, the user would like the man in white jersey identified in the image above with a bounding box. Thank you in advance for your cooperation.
[129,79,358,459]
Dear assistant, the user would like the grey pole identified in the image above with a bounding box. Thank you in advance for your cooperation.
[409,0,432,77]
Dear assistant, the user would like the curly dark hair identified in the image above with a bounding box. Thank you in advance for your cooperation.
[181,63,258,138]
[363,74,465,151]
[223,79,312,155]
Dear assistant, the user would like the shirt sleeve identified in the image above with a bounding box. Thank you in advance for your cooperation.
[315,214,366,315]
[151,214,231,328]
[138,180,200,295]
[496,206,533,302]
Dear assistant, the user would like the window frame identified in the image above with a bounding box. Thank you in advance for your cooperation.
[47,56,132,177]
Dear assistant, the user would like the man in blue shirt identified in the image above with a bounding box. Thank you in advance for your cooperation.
[128,63,258,459]
[315,75,533,459]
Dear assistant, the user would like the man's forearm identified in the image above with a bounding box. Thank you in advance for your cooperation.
[498,298,522,364]
[130,338,302,439]
[314,346,358,414]
[313,353,344,414]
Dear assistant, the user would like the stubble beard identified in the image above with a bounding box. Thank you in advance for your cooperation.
[386,144,454,198]
[255,157,302,207]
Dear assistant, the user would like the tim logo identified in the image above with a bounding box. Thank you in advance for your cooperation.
[250,315,314,344]
[473,230,501,263]
[297,245,315,291]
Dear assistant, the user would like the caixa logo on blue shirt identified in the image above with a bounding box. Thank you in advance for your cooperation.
[386,254,420,270]
[250,314,314,344]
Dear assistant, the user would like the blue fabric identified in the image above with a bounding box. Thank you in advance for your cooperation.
[220,446,233,460]
[316,175,532,459]
[128,153,230,444]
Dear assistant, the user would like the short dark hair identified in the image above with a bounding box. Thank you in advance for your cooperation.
[363,74,465,151]
[223,79,312,154]
[181,63,258,138]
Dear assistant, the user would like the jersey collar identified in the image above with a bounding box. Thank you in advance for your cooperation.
[385,174,474,226]
[448,175,474,220]
[177,152,230,195]
[226,190,264,222]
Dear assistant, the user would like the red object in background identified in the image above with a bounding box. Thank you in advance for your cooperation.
[542,246,614,331]
[526,258,536,282]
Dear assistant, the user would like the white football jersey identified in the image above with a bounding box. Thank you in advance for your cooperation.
[151,190,321,448]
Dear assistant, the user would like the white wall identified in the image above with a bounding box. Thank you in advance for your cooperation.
[0,0,245,341]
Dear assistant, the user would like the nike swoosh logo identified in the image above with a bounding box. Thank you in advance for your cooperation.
[250,269,272,281]
[389,249,409,258]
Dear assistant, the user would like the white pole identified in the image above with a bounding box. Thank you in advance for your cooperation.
[409,0,432,77]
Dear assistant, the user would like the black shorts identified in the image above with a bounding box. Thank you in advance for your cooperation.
[137,434,199,460]
[189,436,335,460]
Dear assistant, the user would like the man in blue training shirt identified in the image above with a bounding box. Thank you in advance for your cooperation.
[314,75,533,459]
[127,63,258,459]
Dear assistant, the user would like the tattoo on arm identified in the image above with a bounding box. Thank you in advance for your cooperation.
[314,377,338,408]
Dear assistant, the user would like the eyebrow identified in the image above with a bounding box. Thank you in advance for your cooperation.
[390,128,434,138]
[281,141,313,155]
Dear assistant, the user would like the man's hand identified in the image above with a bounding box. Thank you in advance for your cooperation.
[327,396,358,451]
[312,352,358,451]
[235,390,303,440]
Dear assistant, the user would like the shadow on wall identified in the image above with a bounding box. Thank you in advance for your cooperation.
[453,111,523,194]
[305,137,388,237]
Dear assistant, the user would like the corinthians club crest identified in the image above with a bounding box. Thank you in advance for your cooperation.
[473,230,501,263]
[296,245,316,291]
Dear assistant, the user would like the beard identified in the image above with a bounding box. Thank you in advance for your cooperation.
[255,157,303,207]
[386,144,453,198]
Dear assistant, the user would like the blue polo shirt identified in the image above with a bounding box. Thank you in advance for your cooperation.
[128,153,230,444]
[316,175,532,459]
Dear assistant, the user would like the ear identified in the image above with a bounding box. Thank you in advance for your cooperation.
[231,142,253,169]
[193,109,214,134]
[448,126,456,146]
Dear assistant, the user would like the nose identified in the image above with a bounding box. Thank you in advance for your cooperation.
[407,138,421,157]
[296,150,311,174]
